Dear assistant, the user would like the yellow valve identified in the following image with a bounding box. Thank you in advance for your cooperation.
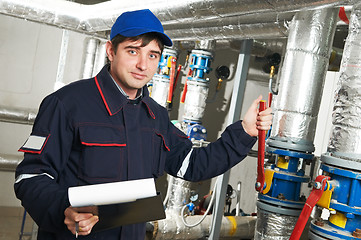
[262,169,275,194]
[277,156,289,170]
[167,56,173,68]
[329,212,347,228]
[317,180,334,209]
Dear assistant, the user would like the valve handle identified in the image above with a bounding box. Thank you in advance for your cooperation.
[167,58,177,103]
[180,69,193,103]
[255,100,267,192]
[289,175,330,240]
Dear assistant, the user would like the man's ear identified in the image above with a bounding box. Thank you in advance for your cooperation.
[105,40,114,62]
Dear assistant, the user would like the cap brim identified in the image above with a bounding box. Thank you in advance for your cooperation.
[120,28,173,47]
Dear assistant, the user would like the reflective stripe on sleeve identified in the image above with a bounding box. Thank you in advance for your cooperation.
[15,173,55,184]
[176,149,193,178]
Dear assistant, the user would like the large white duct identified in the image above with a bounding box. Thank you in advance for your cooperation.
[0,0,355,40]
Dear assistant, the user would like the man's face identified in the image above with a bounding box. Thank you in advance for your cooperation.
[106,39,161,99]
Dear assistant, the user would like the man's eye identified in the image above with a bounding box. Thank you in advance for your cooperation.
[129,50,137,55]
[150,54,158,59]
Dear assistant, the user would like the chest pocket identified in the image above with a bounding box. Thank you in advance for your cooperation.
[78,125,126,183]
[152,131,170,178]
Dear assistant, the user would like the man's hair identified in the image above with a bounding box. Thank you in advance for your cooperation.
[111,32,164,54]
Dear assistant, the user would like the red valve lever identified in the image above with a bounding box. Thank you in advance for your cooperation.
[289,175,330,240]
[255,100,267,192]
[180,69,193,103]
[167,58,177,103]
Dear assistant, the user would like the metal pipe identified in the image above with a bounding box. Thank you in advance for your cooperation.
[82,37,99,79]
[0,0,354,40]
[269,7,339,152]
[54,29,69,91]
[257,7,339,240]
[92,40,107,77]
[0,106,37,125]
[0,154,22,171]
[150,215,256,239]
[327,2,361,163]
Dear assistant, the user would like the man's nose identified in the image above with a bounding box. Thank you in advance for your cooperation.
[136,55,148,71]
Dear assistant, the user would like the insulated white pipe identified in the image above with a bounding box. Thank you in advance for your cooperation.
[0,0,354,40]
[151,215,256,239]
[0,106,36,125]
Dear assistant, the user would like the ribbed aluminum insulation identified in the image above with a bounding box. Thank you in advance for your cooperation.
[82,38,99,79]
[327,2,361,162]
[0,0,355,40]
[183,81,209,122]
[165,176,192,214]
[0,106,37,125]
[151,75,170,108]
[270,8,338,148]
[153,215,256,239]
[254,208,298,240]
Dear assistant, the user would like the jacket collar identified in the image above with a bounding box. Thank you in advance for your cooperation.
[94,64,156,119]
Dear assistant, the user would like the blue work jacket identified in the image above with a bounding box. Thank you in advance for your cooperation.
[14,64,256,239]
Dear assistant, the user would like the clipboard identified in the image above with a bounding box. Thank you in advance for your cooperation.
[92,192,165,232]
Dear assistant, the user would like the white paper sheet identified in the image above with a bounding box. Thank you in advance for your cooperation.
[68,178,157,207]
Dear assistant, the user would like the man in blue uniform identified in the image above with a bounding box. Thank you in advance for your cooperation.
[14,9,272,239]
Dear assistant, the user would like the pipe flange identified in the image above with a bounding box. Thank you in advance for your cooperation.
[267,137,315,153]
[321,153,361,171]
[256,200,301,216]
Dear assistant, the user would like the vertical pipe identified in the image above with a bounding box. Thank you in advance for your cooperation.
[256,7,338,240]
[92,40,107,77]
[54,30,69,91]
[82,38,99,79]
[209,39,253,240]
[268,8,338,153]
[326,2,361,164]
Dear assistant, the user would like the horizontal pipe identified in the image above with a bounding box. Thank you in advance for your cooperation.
[0,0,354,40]
[0,154,22,171]
[0,106,37,125]
[149,215,256,239]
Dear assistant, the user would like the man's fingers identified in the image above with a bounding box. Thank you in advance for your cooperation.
[78,215,99,236]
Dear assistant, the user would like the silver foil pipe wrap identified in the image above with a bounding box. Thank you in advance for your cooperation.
[183,80,209,122]
[327,2,361,162]
[153,215,256,240]
[270,8,338,146]
[0,105,37,125]
[254,207,298,240]
[0,0,352,40]
[151,75,170,108]
[166,176,192,214]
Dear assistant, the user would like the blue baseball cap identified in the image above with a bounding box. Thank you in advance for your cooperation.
[110,9,173,47]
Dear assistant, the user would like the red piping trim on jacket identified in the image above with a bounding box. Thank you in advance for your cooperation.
[156,133,170,151]
[81,142,126,147]
[95,76,113,116]
[143,101,156,119]
[18,134,51,154]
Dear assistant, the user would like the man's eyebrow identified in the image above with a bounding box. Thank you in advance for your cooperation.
[124,46,161,56]
[150,50,162,56]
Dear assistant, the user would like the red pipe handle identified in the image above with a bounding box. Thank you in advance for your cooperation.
[289,175,330,240]
[255,100,267,192]
[167,58,177,103]
[180,69,193,103]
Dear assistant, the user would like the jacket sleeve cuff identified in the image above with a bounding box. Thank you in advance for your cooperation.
[223,120,257,149]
